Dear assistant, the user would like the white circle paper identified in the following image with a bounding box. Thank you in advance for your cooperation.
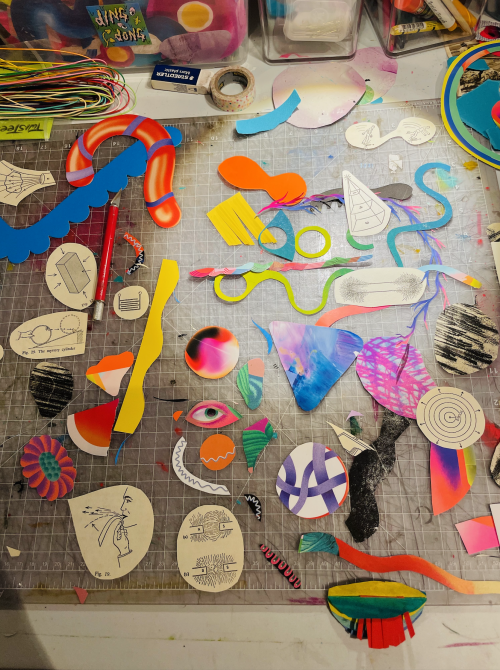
[113,286,149,320]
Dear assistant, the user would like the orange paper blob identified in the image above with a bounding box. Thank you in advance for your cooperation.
[200,434,236,471]
[173,410,183,421]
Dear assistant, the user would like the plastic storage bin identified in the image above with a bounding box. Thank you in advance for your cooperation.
[258,0,364,62]
[1,0,248,69]
[365,0,487,57]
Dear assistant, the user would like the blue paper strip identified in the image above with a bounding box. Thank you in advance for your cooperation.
[236,90,301,135]
[252,320,273,354]
[386,163,453,268]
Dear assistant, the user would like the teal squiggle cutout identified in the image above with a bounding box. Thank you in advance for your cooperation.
[387,163,453,268]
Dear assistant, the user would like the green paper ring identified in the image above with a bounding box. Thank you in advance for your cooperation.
[295,226,331,259]
[442,39,500,168]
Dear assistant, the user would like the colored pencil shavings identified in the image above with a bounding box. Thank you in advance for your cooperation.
[237,358,264,410]
[29,362,73,419]
[244,494,262,521]
[455,516,500,555]
[67,399,119,457]
[434,302,499,375]
[86,351,135,397]
[260,545,301,588]
[21,435,76,501]
[206,192,277,246]
[327,581,426,649]
[271,321,363,412]
[124,232,146,275]
[189,256,372,278]
[243,418,277,473]
[430,443,476,515]
[185,326,239,380]
[297,532,500,594]
[185,401,242,429]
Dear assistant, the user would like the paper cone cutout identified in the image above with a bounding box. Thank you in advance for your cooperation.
[67,399,119,457]
[270,321,363,412]
[68,485,154,580]
[86,352,134,396]
[343,171,391,237]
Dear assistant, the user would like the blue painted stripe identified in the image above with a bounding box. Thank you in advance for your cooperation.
[146,191,174,208]
[147,138,174,160]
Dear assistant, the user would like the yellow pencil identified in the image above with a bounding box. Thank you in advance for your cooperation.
[391,20,446,34]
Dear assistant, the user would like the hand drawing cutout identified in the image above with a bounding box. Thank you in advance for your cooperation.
[69,485,154,580]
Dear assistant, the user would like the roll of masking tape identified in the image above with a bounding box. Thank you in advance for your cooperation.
[210,66,255,112]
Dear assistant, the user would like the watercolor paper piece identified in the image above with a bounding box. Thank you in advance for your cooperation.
[346,117,437,150]
[243,418,277,473]
[237,358,264,410]
[434,303,499,375]
[258,210,295,262]
[6,546,21,558]
[124,232,145,275]
[115,260,179,435]
[272,63,366,129]
[491,503,500,537]
[346,410,410,542]
[67,399,119,457]
[86,352,134,397]
[416,387,485,450]
[260,545,301,588]
[0,161,55,206]
[214,268,353,316]
[335,268,424,307]
[185,401,241,429]
[388,163,453,268]
[10,311,88,360]
[45,243,97,310]
[487,221,500,286]
[276,442,348,518]
[207,192,277,246]
[389,154,403,172]
[356,336,435,419]
[74,587,88,605]
[113,286,149,320]
[316,305,388,327]
[172,437,230,496]
[252,320,273,354]
[185,326,239,380]
[200,435,236,471]
[177,505,243,592]
[456,516,500,554]
[270,321,363,412]
[327,581,424,649]
[298,531,500,594]
[236,89,301,135]
[1,140,148,265]
[244,494,262,521]
[21,435,76,501]
[68,485,154,580]
[327,422,375,457]
[351,47,398,105]
[29,362,73,419]
[431,443,476,515]
[192,256,370,278]
[218,158,307,204]
[491,442,500,487]
[456,79,500,150]
[343,171,391,237]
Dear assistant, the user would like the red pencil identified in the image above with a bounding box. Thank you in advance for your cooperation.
[93,190,121,321]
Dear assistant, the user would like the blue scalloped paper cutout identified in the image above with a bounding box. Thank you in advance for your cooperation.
[0,141,148,264]
[258,210,295,262]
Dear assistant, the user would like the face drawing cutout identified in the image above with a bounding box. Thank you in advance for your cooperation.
[69,485,154,580]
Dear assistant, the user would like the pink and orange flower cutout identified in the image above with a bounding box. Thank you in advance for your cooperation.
[21,435,76,501]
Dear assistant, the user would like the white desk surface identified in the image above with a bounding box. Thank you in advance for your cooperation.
[3,15,498,670]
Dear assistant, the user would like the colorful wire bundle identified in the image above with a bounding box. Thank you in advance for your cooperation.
[0,47,134,119]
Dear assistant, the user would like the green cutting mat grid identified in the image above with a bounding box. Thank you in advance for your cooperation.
[0,101,500,605]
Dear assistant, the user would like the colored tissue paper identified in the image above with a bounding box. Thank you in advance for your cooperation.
[455,516,500,555]
[456,79,500,150]
[236,90,301,135]
[430,443,476,515]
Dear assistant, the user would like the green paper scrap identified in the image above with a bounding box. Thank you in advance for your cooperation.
[87,2,151,47]
[346,229,374,251]
[0,118,53,141]
[243,418,276,473]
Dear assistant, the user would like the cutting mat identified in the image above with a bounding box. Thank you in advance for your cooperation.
[1,100,500,606]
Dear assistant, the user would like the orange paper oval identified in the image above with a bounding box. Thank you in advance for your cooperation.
[200,434,236,471]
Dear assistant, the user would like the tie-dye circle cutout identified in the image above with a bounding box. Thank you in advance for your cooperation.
[185,326,239,379]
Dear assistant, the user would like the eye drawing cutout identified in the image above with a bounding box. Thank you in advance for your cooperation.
[185,401,242,428]
[189,510,234,542]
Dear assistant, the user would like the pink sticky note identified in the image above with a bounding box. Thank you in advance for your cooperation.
[455,516,500,555]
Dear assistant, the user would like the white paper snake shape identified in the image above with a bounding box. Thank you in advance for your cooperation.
[172,437,230,495]
[345,117,436,150]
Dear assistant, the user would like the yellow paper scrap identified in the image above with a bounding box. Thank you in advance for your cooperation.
[0,118,53,141]
[207,192,277,246]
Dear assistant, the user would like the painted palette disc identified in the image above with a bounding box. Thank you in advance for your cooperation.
[434,303,499,375]
[185,326,239,379]
[276,442,348,519]
[416,387,485,449]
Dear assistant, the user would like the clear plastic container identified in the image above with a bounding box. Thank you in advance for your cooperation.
[2,0,248,69]
[365,0,487,57]
[258,0,364,62]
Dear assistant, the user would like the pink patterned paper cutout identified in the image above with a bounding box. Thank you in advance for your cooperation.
[356,336,436,419]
